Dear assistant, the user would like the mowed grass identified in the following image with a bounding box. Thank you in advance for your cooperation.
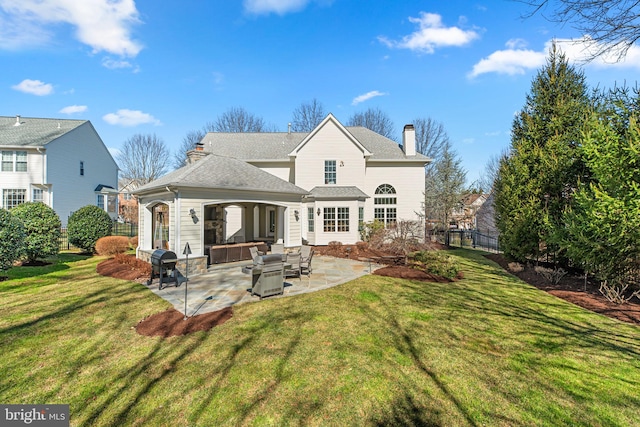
[1,250,639,426]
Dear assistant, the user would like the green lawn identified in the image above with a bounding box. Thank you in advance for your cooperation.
[1,250,639,426]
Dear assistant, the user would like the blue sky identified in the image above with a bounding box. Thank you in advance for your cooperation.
[2,0,640,185]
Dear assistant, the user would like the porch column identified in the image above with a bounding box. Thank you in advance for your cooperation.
[245,203,255,241]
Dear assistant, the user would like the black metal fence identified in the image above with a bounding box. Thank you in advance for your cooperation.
[432,230,500,253]
[59,220,138,251]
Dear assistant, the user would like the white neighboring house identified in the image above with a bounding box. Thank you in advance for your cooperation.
[133,114,429,272]
[0,115,119,226]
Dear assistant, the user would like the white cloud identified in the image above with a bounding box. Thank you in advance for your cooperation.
[379,12,480,54]
[59,105,87,114]
[102,57,137,70]
[103,109,161,127]
[351,90,388,105]
[0,0,142,57]
[469,36,640,79]
[243,0,309,15]
[11,79,53,95]
[553,37,640,69]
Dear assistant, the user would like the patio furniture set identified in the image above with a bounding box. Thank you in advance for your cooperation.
[245,245,315,299]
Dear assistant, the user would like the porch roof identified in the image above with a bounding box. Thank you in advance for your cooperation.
[133,153,308,196]
[304,186,369,200]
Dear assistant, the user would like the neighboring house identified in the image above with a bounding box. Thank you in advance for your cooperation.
[133,114,429,272]
[475,191,498,236]
[450,193,488,230]
[118,179,139,224]
[0,115,119,225]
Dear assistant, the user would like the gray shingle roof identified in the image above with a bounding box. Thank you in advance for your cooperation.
[133,154,309,195]
[201,127,429,162]
[305,186,370,200]
[0,116,86,147]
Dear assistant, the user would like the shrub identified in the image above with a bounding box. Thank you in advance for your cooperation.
[534,266,567,285]
[508,262,525,273]
[409,250,460,280]
[95,236,130,256]
[129,236,138,248]
[68,205,113,253]
[10,202,61,263]
[0,209,25,272]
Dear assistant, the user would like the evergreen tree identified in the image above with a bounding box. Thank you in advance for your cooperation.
[494,43,591,262]
[563,88,640,302]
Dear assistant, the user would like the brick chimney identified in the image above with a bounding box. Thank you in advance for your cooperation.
[186,142,208,164]
[402,124,416,156]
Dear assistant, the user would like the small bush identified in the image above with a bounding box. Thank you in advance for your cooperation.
[0,209,25,272]
[534,266,567,285]
[328,241,343,249]
[508,262,525,273]
[129,236,138,248]
[11,202,61,263]
[409,250,460,280]
[96,236,130,256]
[68,205,113,253]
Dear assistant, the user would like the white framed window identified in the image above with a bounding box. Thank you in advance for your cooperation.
[1,151,27,172]
[97,194,105,210]
[324,160,336,184]
[15,151,27,172]
[308,207,314,232]
[107,194,117,213]
[323,207,349,232]
[32,188,43,203]
[374,184,397,226]
[3,189,26,209]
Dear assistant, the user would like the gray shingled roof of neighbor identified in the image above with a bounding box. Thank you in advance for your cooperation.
[201,127,430,162]
[0,116,86,147]
[305,186,370,200]
[134,154,309,195]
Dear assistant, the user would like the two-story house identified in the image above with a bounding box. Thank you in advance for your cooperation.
[0,115,119,225]
[133,114,429,272]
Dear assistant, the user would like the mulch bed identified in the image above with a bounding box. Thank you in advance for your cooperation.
[135,307,233,338]
[485,253,640,326]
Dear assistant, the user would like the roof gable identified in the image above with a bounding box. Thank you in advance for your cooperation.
[288,113,372,158]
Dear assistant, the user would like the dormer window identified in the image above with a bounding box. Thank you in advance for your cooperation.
[324,160,336,184]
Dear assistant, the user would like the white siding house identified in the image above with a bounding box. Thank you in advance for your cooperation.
[133,114,429,270]
[0,115,119,225]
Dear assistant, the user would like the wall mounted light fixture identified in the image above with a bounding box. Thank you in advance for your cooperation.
[294,210,299,221]
[317,208,321,216]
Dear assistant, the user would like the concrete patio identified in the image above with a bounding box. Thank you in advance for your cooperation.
[146,255,383,317]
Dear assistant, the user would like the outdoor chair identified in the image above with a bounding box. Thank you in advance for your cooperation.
[271,243,284,254]
[249,246,264,261]
[284,252,301,279]
[300,248,314,276]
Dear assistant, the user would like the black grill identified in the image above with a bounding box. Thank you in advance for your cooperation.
[148,249,178,289]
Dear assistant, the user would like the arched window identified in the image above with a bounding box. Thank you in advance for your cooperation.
[374,184,397,226]
[152,203,170,249]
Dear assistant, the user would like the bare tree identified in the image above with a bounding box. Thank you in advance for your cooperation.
[520,0,640,61]
[117,133,170,187]
[347,107,396,140]
[291,98,326,132]
[173,129,205,170]
[211,107,269,132]
[477,150,509,193]
[413,117,450,161]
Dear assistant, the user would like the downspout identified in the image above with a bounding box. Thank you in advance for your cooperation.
[36,147,48,205]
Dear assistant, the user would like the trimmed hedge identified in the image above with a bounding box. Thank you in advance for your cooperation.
[95,236,131,256]
[68,206,113,253]
[0,209,25,272]
[11,202,61,262]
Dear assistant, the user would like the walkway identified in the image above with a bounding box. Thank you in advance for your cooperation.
[146,255,382,317]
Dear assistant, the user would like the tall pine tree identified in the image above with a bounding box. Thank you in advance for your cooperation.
[494,43,591,263]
